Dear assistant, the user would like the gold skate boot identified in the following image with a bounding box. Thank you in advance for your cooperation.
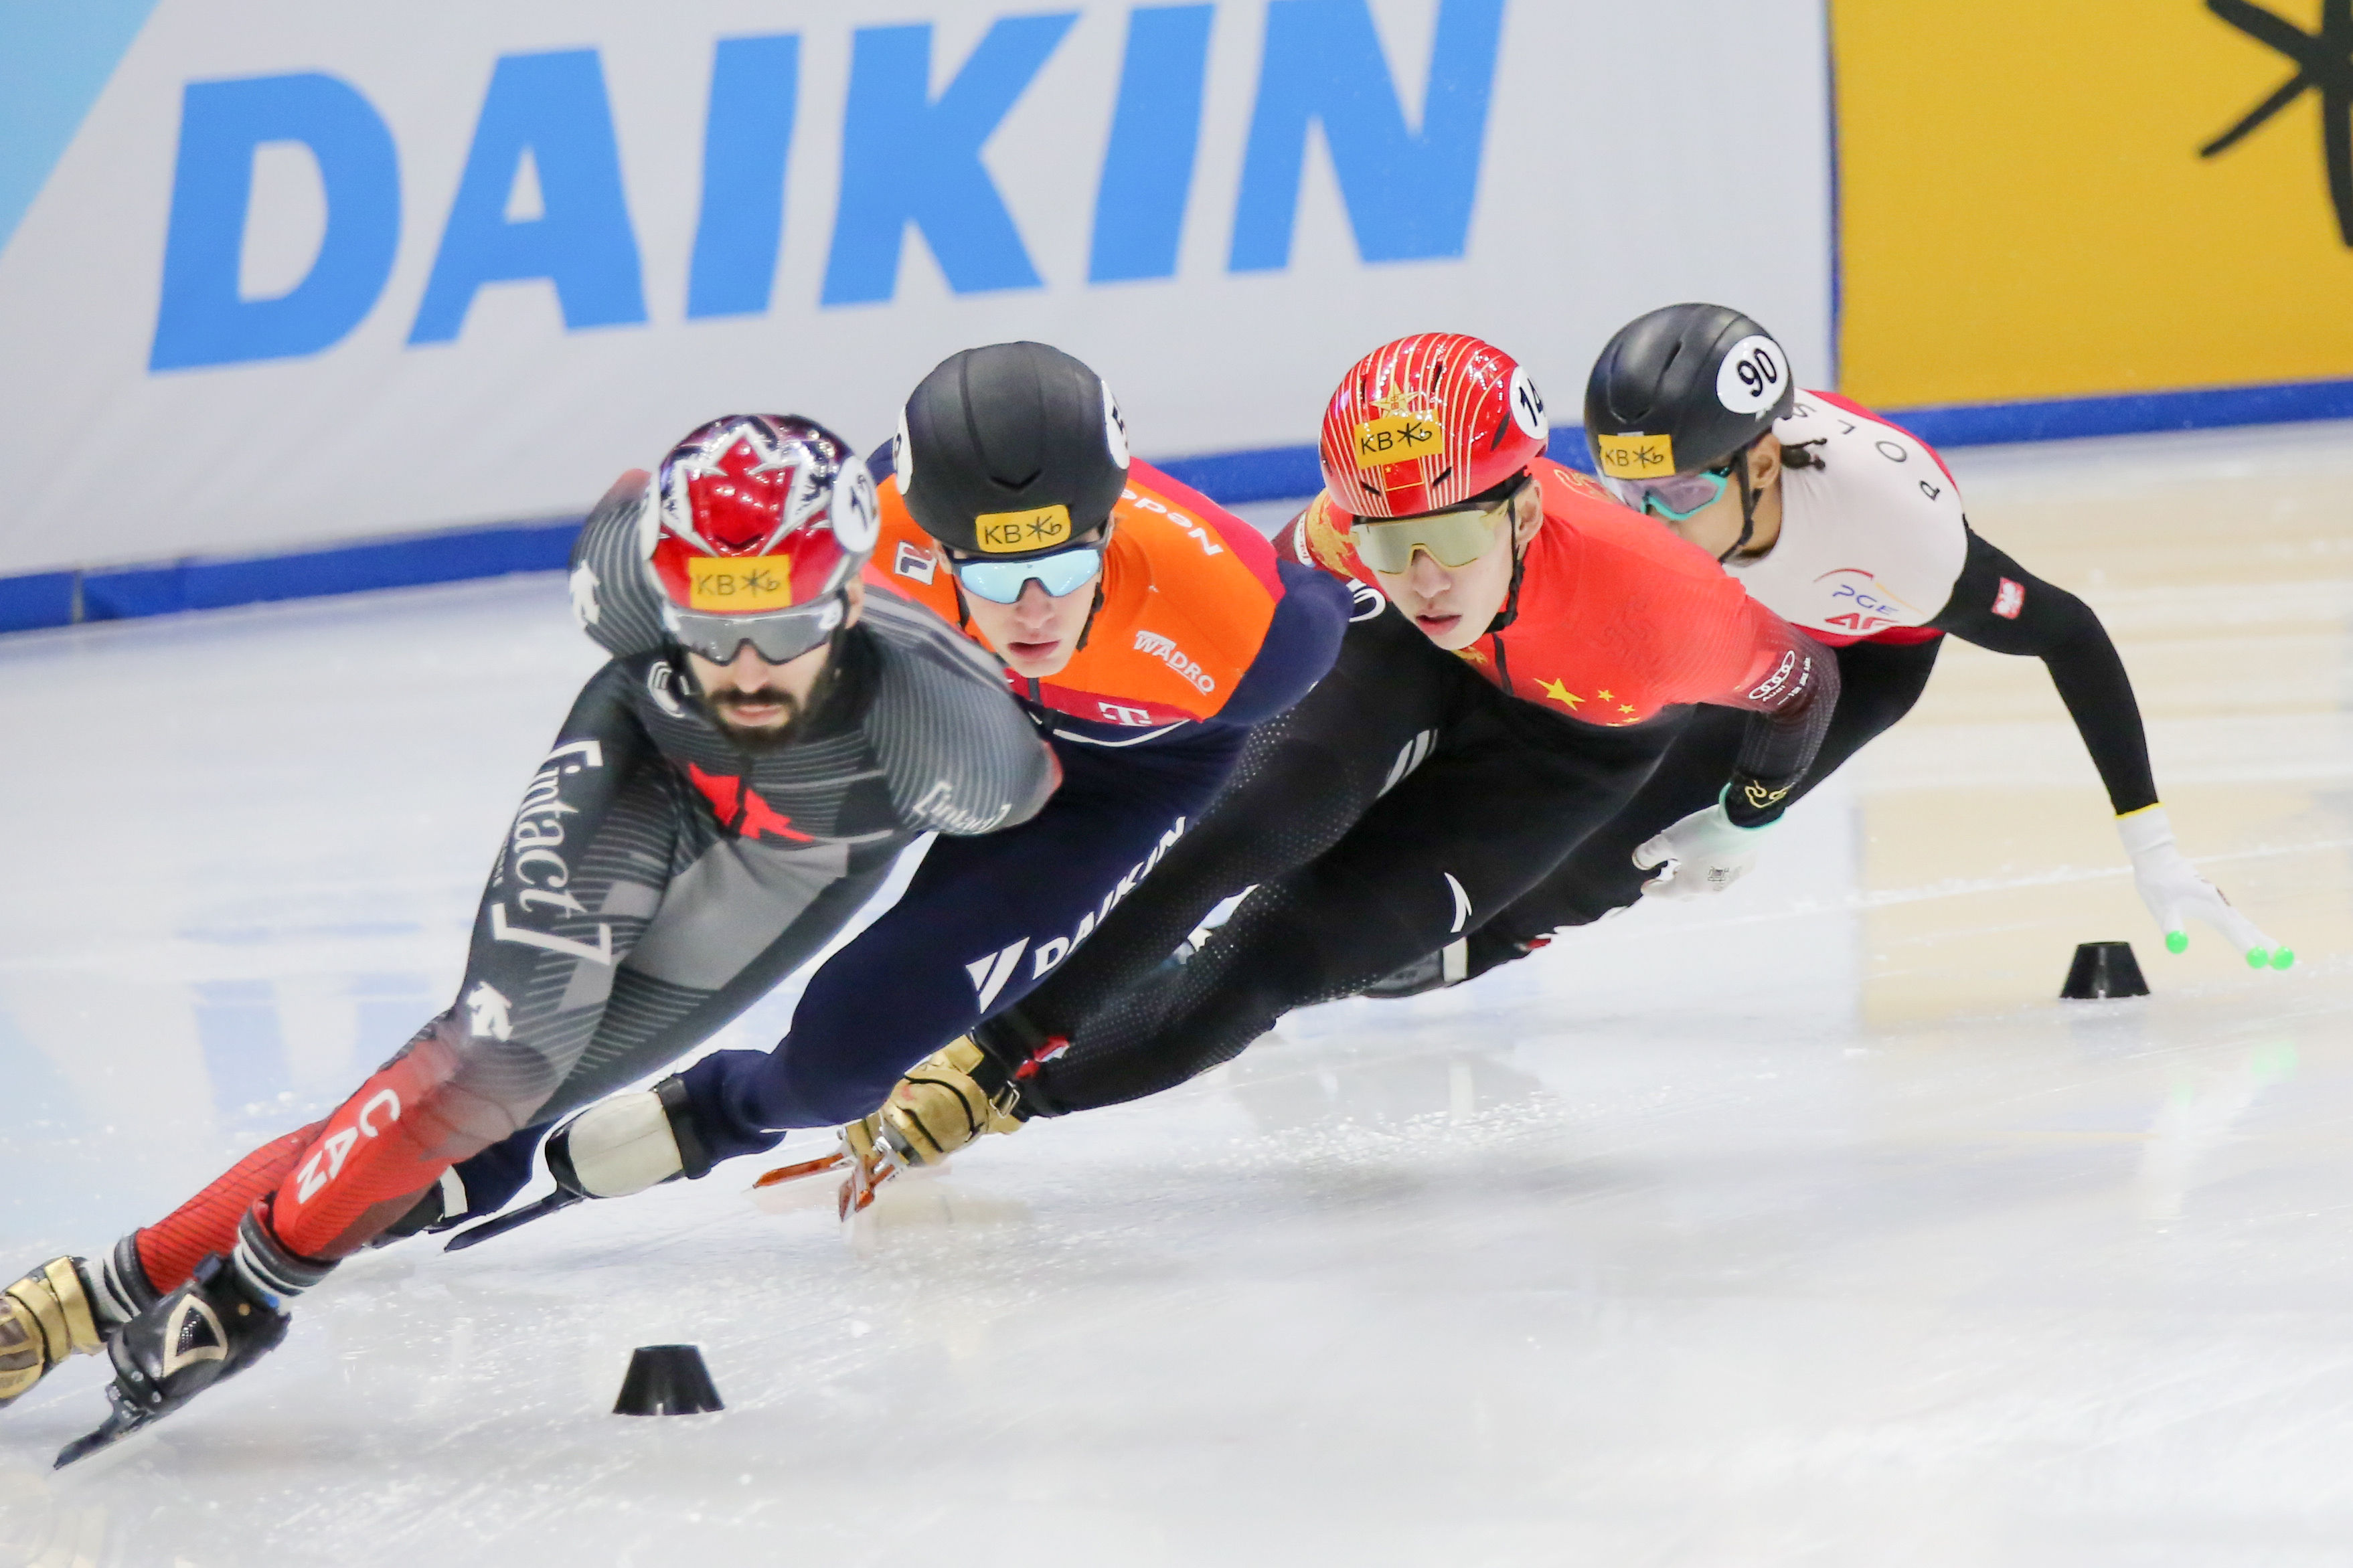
[1,1259,104,1407]
[755,1037,1030,1217]
[860,1036,1027,1168]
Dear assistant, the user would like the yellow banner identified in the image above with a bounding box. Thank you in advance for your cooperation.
[686,557,795,612]
[1836,0,2353,406]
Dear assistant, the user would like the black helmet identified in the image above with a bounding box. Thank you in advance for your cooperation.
[1583,304,1795,483]
[896,341,1131,559]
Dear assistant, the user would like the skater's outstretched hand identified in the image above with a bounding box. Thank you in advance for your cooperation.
[2119,806,2291,970]
[1633,800,1771,900]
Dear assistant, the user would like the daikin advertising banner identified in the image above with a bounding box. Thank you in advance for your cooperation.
[0,1,1835,582]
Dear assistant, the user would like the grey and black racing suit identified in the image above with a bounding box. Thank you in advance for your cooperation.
[129,476,1056,1284]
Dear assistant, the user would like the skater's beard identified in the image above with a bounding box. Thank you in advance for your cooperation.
[697,656,840,751]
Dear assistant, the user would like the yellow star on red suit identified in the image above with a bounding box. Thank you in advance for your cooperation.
[1617,703,1635,715]
[1456,646,1489,666]
[1537,677,1583,711]
[1596,688,1615,701]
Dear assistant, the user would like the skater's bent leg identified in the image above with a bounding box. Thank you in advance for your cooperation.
[133,1121,325,1294]
[197,762,696,1263]
[1031,715,1679,1113]
[1006,608,1463,1042]
[682,733,1244,1152]
[1463,639,1942,982]
[1468,709,1748,965]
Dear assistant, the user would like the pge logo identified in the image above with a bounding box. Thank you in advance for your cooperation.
[1816,568,1915,634]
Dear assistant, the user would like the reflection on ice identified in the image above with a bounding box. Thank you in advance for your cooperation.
[2136,1041,2298,1227]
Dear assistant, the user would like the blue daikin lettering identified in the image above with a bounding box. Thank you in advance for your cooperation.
[1230,0,1506,271]
[408,50,646,344]
[1088,5,1216,283]
[150,73,400,371]
[687,34,801,321]
[821,15,1078,306]
[144,5,1505,372]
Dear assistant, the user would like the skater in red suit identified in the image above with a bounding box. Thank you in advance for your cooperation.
[821,331,1845,1172]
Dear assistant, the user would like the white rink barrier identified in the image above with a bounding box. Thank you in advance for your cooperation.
[0,1,1834,626]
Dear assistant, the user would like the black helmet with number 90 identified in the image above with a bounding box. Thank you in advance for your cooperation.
[1583,303,1795,487]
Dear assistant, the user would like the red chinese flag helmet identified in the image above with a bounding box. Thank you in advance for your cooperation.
[1319,333,1550,519]
[645,414,879,661]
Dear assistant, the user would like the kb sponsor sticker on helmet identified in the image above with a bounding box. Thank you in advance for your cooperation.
[1716,336,1787,414]
[1353,414,1443,468]
[688,558,797,612]
[1595,432,1675,479]
[975,504,1074,553]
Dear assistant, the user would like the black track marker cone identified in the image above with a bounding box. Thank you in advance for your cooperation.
[615,1344,724,1416]
[2061,941,2149,1000]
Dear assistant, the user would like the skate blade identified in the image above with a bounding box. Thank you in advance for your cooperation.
[835,1152,900,1219]
[750,1152,847,1190]
[55,1399,153,1468]
[442,1189,584,1252]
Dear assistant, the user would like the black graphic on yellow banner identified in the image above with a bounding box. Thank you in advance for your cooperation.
[1836,0,2353,405]
[2200,0,2353,244]
[975,504,1073,554]
[688,557,796,612]
[1353,414,1444,468]
[1594,432,1674,480]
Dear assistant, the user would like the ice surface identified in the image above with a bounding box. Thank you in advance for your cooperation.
[2,424,2350,1566]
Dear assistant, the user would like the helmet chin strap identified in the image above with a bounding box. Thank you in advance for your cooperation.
[1484,529,1530,636]
[1717,448,1761,565]
[1483,471,1536,636]
[1072,578,1107,653]
[1072,519,1113,654]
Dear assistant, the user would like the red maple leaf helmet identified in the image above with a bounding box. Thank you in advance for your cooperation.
[645,414,878,625]
[1319,333,1550,519]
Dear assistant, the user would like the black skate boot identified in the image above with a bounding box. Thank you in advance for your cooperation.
[1359,938,1470,998]
[2,1237,160,1411]
[56,1211,330,1466]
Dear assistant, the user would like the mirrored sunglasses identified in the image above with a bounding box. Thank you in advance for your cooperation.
[669,596,844,665]
[1349,486,1518,574]
[949,543,1107,605]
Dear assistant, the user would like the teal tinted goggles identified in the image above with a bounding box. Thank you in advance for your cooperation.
[949,543,1106,605]
[1601,463,1734,522]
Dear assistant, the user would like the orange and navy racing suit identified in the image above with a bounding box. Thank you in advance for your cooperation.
[673,456,1350,1157]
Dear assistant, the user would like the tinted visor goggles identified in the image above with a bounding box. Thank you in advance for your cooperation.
[949,543,1106,605]
[667,594,845,666]
[1601,463,1734,523]
[1350,479,1522,574]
